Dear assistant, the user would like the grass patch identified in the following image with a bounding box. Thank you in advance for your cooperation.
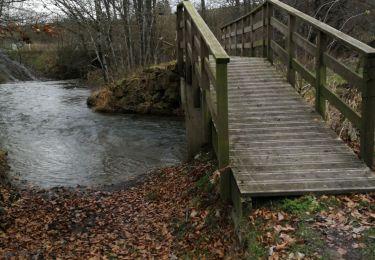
[291,222,330,259]
[246,219,267,259]
[146,191,159,201]
[362,227,375,258]
[195,174,213,193]
[278,195,321,216]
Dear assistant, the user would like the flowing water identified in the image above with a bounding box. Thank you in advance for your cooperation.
[0,80,186,188]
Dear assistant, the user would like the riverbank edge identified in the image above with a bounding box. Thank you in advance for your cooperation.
[86,61,183,117]
[0,149,9,184]
[0,152,247,258]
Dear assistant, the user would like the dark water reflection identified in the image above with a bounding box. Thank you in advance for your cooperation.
[0,80,186,188]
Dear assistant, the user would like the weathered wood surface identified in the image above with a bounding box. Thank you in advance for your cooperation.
[225,56,375,197]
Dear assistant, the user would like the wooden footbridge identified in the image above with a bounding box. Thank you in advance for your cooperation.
[177,0,375,212]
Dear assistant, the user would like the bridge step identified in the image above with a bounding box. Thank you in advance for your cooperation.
[226,57,375,197]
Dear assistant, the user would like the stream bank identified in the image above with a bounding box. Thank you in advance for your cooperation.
[0,150,9,184]
[87,61,182,116]
[0,155,244,258]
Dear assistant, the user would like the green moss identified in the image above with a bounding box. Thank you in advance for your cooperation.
[363,227,375,258]
[278,195,321,216]
[290,222,330,259]
[246,220,267,259]
[146,191,159,201]
[195,174,213,193]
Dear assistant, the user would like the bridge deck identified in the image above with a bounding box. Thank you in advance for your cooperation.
[226,57,375,197]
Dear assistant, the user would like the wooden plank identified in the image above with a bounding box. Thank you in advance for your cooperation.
[204,57,216,89]
[230,146,353,156]
[287,14,296,86]
[315,31,327,117]
[237,179,375,197]
[270,17,287,35]
[244,26,251,33]
[206,91,218,126]
[194,35,201,53]
[271,40,288,64]
[320,85,362,128]
[360,56,375,168]
[216,63,230,200]
[233,161,365,172]
[292,59,316,87]
[187,42,193,60]
[267,3,274,62]
[232,153,359,165]
[253,20,264,31]
[235,171,372,183]
[323,53,365,90]
[293,32,316,56]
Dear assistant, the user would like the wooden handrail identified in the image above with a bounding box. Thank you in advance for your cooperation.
[220,0,375,169]
[178,1,230,63]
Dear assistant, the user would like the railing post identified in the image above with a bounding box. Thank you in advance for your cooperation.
[184,12,192,85]
[267,3,273,63]
[191,24,200,107]
[216,61,230,201]
[200,38,210,144]
[361,55,375,169]
[221,27,227,50]
[262,5,267,57]
[250,13,254,56]
[229,24,232,55]
[241,19,245,56]
[234,22,238,56]
[315,31,327,118]
[287,14,296,86]
[176,5,184,75]
[245,15,250,57]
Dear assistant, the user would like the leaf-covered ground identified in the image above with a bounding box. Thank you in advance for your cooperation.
[247,194,375,259]
[0,157,244,259]
[0,154,374,259]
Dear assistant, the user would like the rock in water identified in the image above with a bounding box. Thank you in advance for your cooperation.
[87,61,182,116]
[0,51,36,82]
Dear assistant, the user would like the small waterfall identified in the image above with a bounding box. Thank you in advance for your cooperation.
[0,51,36,82]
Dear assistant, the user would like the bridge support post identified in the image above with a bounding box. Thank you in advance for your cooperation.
[315,31,327,118]
[361,55,375,169]
[216,62,230,202]
[287,14,296,87]
[181,78,206,161]
[176,5,184,75]
[266,3,273,63]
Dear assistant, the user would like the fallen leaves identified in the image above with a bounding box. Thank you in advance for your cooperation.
[248,193,375,259]
[0,159,243,259]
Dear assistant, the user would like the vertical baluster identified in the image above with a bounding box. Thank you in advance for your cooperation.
[241,19,244,56]
[191,24,200,107]
[287,14,296,87]
[229,24,232,55]
[267,3,273,63]
[262,6,267,57]
[361,55,375,169]
[176,5,184,75]
[250,13,254,56]
[245,15,250,56]
[235,22,238,56]
[315,31,327,117]
[216,61,230,201]
[200,38,210,144]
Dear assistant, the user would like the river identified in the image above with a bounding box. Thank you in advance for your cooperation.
[0,80,186,188]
